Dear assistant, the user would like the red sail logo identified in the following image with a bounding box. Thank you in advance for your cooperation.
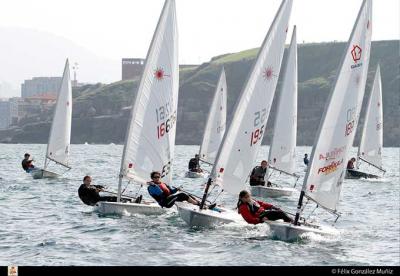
[263,67,275,81]
[154,67,170,81]
[351,45,362,63]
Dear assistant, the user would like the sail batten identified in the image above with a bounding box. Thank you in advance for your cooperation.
[210,0,293,195]
[118,0,178,198]
[45,59,72,169]
[301,0,373,212]
[268,26,297,176]
[199,68,227,165]
[357,65,383,170]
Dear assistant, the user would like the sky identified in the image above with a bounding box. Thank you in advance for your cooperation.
[0,0,398,64]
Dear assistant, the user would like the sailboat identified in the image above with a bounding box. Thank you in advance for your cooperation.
[185,68,227,178]
[346,64,384,179]
[176,0,293,227]
[95,0,178,215]
[251,26,298,198]
[266,0,373,241]
[31,59,72,179]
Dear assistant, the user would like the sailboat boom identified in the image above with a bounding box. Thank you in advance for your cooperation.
[358,157,386,172]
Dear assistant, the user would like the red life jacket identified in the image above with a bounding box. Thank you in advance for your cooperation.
[238,200,274,224]
[158,183,171,196]
[246,200,265,216]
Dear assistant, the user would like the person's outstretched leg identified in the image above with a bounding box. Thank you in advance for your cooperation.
[99,196,118,202]
[260,210,293,223]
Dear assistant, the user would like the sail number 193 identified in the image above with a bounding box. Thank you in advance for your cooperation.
[250,108,267,146]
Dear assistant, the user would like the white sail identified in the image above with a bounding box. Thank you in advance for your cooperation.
[268,26,297,175]
[357,65,383,169]
[211,0,292,195]
[119,0,178,187]
[199,68,227,164]
[45,59,72,168]
[303,0,372,212]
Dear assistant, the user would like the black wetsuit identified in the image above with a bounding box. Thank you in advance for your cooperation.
[259,210,292,223]
[147,182,193,208]
[303,157,309,166]
[21,159,34,172]
[78,184,117,206]
[250,166,267,186]
[188,158,200,172]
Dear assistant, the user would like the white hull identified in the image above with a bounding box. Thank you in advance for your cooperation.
[31,168,60,179]
[250,185,295,198]
[265,220,338,241]
[176,202,243,228]
[95,201,166,216]
[185,171,205,178]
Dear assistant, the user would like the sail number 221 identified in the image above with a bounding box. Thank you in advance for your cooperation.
[250,108,267,146]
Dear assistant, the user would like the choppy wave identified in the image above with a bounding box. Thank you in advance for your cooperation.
[0,144,398,266]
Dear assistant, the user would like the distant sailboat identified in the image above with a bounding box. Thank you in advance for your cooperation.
[96,0,178,215]
[177,0,293,227]
[346,64,385,178]
[185,68,227,178]
[31,59,72,179]
[251,26,299,198]
[266,0,373,241]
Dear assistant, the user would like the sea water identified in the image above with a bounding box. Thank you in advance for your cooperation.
[0,144,398,265]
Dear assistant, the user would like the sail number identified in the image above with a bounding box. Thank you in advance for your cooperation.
[156,102,172,122]
[216,122,225,134]
[345,107,356,137]
[250,108,267,146]
[156,103,177,139]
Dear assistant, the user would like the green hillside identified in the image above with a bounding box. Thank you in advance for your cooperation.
[1,40,399,146]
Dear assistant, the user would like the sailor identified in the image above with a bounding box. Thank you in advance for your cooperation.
[346,157,377,178]
[21,153,35,172]
[78,175,134,206]
[237,190,293,224]
[188,154,203,173]
[147,171,215,209]
[303,154,309,166]
[249,160,271,186]
[347,157,356,170]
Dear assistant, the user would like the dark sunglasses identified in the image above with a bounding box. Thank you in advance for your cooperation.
[152,176,161,179]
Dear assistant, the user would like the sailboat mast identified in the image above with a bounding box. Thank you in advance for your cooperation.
[117,0,171,201]
[44,59,71,171]
[294,0,369,225]
[200,0,291,202]
[267,25,297,178]
[357,64,382,170]
[199,178,212,210]
[198,67,225,162]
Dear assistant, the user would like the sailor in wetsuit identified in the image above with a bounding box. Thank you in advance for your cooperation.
[21,153,35,172]
[346,157,378,179]
[147,171,216,209]
[188,154,203,173]
[237,190,293,224]
[249,160,272,186]
[78,176,134,206]
[303,154,309,166]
